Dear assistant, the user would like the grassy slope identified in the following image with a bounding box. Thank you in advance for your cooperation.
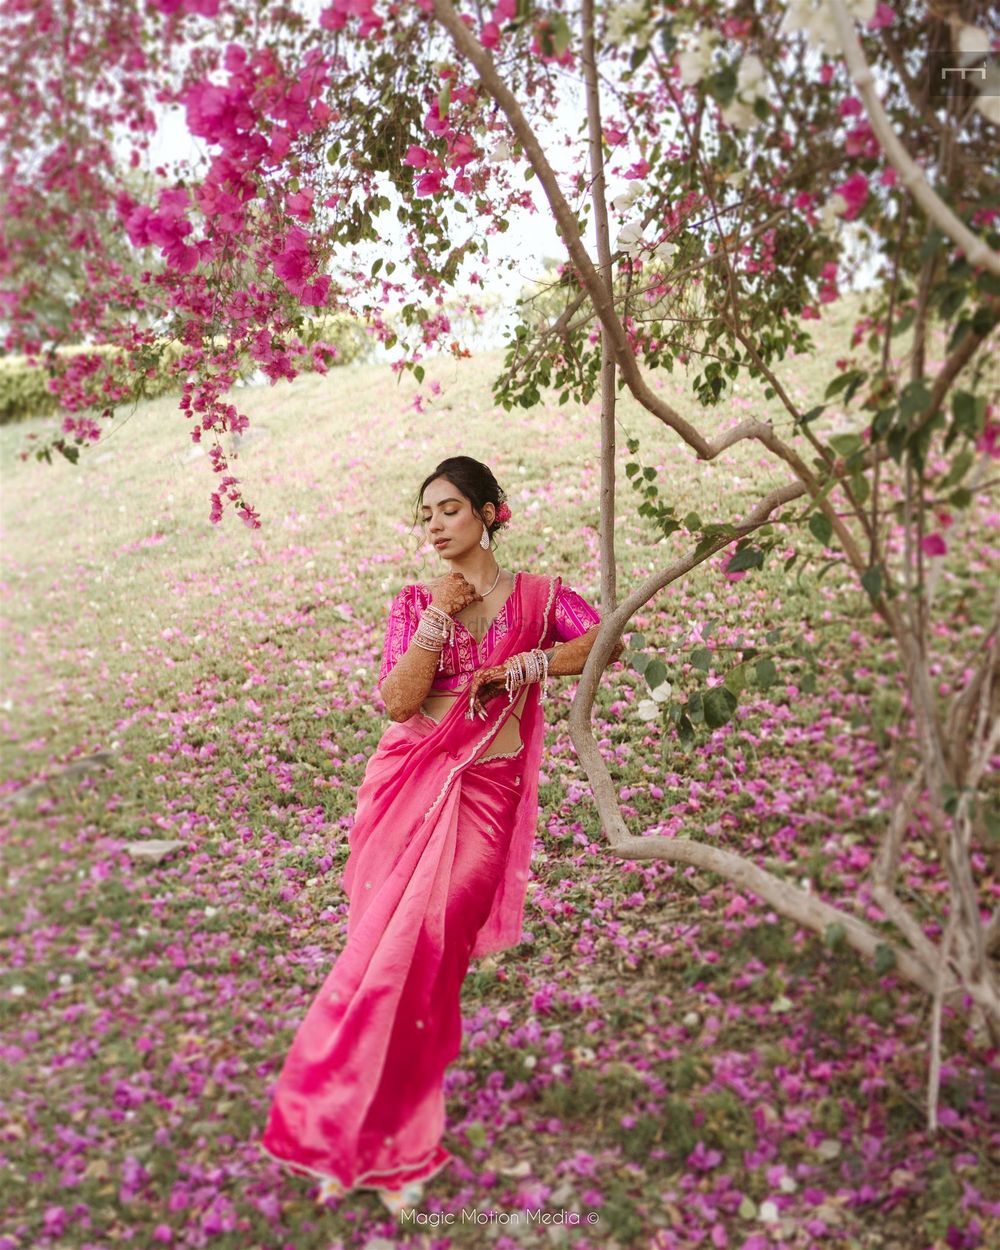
[0,297,997,1250]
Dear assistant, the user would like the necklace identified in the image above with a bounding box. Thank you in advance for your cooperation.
[480,564,503,597]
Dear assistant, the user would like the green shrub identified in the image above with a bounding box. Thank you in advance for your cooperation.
[0,313,371,425]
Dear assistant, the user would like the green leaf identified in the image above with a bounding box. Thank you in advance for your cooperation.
[550,11,572,55]
[825,369,865,400]
[644,659,667,690]
[938,449,973,490]
[691,647,712,671]
[861,565,882,602]
[891,307,915,337]
[727,545,763,573]
[799,405,825,425]
[755,657,777,689]
[824,922,847,950]
[808,512,833,545]
[951,390,986,439]
[874,943,897,975]
[684,512,702,531]
[724,663,748,696]
[828,433,862,457]
[703,686,737,729]
[413,364,425,384]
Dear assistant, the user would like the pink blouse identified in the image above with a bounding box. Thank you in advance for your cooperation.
[378,573,602,693]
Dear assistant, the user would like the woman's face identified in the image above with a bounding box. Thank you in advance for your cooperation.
[420,478,494,559]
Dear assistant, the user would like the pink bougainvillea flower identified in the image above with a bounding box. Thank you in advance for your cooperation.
[846,121,879,158]
[273,249,308,285]
[320,0,380,35]
[921,533,948,557]
[447,133,477,170]
[416,169,445,196]
[480,20,500,48]
[297,275,331,307]
[286,189,314,221]
[976,418,999,459]
[424,103,450,136]
[869,2,896,29]
[839,96,863,117]
[403,144,432,169]
[834,170,869,220]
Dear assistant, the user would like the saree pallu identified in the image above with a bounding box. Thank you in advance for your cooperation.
[259,572,559,1191]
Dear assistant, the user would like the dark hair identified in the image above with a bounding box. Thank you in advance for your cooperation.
[413,456,510,549]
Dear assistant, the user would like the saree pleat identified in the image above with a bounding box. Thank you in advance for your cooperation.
[259,574,558,1191]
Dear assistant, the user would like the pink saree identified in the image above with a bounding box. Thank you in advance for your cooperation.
[259,572,560,1191]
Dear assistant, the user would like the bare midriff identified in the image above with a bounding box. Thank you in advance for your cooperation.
[420,683,530,761]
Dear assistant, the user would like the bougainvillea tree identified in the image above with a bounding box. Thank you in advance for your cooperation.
[2,0,998,1129]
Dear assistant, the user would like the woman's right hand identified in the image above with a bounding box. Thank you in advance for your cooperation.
[428,572,481,617]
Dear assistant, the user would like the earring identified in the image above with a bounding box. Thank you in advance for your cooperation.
[480,524,490,549]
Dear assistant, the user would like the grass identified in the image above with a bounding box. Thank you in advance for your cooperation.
[1,291,997,1249]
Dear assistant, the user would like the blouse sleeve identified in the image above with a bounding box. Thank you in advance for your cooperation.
[552,583,601,643]
[378,585,418,686]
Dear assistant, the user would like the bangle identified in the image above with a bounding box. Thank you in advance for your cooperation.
[413,604,455,671]
[503,648,550,702]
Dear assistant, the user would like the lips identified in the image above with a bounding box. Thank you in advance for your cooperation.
[434,539,450,548]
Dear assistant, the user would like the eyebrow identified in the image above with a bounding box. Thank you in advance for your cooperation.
[421,498,462,510]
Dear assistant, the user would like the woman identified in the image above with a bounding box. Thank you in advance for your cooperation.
[259,456,623,1215]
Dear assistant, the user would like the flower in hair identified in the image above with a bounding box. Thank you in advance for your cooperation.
[495,502,512,524]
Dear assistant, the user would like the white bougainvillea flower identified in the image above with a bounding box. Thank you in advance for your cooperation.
[722,96,758,131]
[820,192,848,229]
[636,681,671,720]
[488,139,513,163]
[677,28,717,86]
[611,179,644,213]
[616,220,645,256]
[737,53,767,95]
[781,0,876,54]
[654,239,678,260]
[606,1,652,50]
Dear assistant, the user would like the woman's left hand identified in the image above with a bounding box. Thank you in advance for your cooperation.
[467,663,510,719]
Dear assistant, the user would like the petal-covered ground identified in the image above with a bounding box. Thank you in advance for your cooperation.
[1,311,998,1249]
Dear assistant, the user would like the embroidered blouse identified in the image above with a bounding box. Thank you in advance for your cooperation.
[378,573,602,693]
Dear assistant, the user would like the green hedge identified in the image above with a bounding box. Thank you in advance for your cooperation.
[0,314,372,425]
